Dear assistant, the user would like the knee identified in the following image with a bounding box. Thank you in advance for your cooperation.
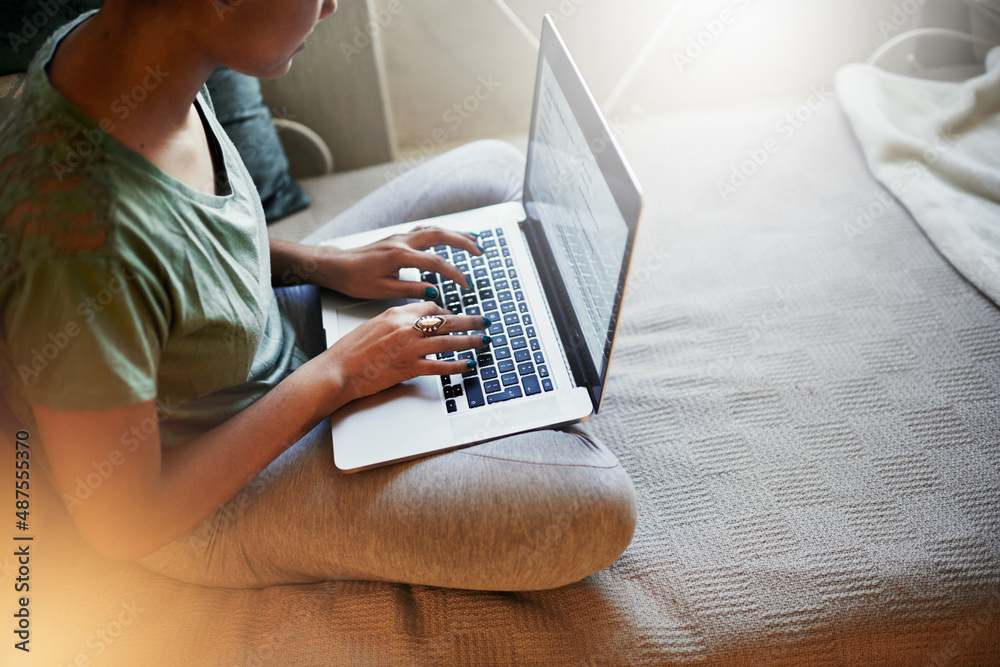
[468,138,524,173]
[453,139,524,205]
[469,429,637,591]
[520,460,637,590]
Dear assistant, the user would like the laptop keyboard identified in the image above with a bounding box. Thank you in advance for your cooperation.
[422,227,555,413]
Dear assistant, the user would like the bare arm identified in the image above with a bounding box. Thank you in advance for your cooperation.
[270,237,322,288]
[35,348,345,561]
[34,302,488,561]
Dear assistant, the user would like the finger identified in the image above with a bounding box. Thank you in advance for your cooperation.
[402,251,473,289]
[409,324,492,353]
[421,333,492,356]
[414,357,480,377]
[397,300,452,319]
[405,227,484,256]
[436,313,492,334]
[370,277,443,301]
[403,311,491,335]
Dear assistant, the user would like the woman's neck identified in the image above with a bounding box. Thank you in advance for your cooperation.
[47,7,218,144]
[45,7,225,195]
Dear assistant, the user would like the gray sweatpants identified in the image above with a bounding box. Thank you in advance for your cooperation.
[138,140,637,591]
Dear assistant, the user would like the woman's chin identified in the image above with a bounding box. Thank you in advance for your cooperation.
[260,58,296,79]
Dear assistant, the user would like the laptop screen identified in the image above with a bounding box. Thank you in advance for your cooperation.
[527,59,629,371]
[522,16,642,411]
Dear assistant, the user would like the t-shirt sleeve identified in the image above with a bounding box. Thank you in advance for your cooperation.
[1,255,168,411]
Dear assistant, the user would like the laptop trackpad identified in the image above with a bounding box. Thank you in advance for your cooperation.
[331,376,447,471]
[330,297,451,471]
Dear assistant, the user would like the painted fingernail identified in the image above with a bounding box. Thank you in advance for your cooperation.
[476,244,486,253]
[466,359,477,369]
[481,335,492,346]
[465,275,473,288]
[424,286,438,300]
[468,232,481,238]
[482,317,492,328]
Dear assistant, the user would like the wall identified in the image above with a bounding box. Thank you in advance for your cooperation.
[260,0,396,172]
[370,0,943,157]
[273,0,987,168]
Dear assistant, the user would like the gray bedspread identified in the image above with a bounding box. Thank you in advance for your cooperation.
[9,99,1000,666]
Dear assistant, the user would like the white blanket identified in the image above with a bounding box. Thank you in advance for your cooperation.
[836,48,1000,304]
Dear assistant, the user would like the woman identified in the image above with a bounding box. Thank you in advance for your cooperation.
[0,0,636,590]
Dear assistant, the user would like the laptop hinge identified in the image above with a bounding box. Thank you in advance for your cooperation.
[518,214,601,406]
[516,220,578,390]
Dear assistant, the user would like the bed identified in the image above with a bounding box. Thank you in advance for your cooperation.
[3,94,999,666]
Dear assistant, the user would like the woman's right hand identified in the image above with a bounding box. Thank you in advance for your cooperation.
[321,301,491,406]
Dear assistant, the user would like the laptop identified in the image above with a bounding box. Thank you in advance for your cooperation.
[319,15,643,472]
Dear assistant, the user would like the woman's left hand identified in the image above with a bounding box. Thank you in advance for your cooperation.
[287,226,484,300]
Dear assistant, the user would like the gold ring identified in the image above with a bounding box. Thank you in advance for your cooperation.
[412,315,447,337]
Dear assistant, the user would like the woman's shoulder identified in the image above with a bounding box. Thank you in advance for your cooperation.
[0,78,119,268]
[0,11,103,179]
[0,9,131,261]
[0,68,173,287]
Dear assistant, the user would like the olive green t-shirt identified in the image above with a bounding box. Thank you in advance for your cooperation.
[0,12,308,448]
